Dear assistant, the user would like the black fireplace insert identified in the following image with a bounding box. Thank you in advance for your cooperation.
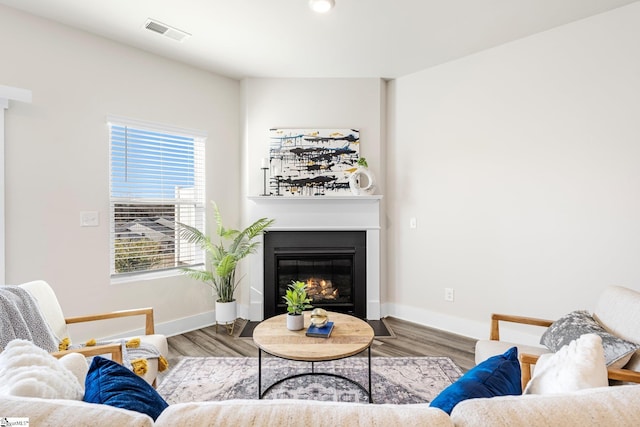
[263,230,366,318]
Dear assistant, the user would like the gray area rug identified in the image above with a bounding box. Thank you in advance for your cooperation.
[157,356,462,404]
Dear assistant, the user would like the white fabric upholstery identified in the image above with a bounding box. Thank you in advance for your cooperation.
[18,280,70,341]
[626,352,640,372]
[523,334,608,395]
[58,352,89,394]
[593,286,640,342]
[474,339,549,365]
[0,395,153,426]
[593,285,640,369]
[155,399,453,427]
[450,384,640,427]
[2,386,638,426]
[0,340,86,400]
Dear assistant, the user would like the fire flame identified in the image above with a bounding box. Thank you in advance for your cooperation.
[305,277,339,300]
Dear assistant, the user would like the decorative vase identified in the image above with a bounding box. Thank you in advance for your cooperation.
[286,313,304,331]
[349,166,376,196]
[215,300,237,324]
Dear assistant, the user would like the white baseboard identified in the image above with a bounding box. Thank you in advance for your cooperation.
[103,310,216,340]
[157,311,217,337]
[106,305,543,345]
[382,303,543,346]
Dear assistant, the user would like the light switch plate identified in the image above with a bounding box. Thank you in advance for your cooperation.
[80,211,99,227]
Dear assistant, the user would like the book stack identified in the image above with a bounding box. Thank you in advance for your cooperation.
[305,321,334,338]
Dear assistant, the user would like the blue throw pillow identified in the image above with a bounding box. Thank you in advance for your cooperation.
[83,356,168,420]
[430,346,521,414]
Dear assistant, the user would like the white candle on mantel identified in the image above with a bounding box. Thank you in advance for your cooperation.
[261,158,269,169]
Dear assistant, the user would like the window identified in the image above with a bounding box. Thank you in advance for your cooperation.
[108,116,205,280]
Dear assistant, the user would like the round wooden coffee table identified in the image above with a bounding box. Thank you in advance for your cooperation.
[253,311,375,402]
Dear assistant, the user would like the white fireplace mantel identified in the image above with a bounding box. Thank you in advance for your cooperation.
[247,195,382,321]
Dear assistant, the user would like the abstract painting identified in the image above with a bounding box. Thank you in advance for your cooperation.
[269,128,360,196]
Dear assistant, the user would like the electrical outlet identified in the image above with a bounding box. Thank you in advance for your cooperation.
[409,217,417,229]
[444,288,454,302]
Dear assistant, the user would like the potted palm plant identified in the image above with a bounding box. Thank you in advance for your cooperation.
[179,202,274,327]
[283,280,313,330]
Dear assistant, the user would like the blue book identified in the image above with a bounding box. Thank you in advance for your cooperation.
[306,321,334,338]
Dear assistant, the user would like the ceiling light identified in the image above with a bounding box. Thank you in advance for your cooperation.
[309,0,335,13]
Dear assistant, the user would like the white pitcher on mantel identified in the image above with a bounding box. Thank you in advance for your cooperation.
[349,166,376,196]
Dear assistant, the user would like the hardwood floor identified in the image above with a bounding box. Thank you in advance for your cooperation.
[165,316,477,373]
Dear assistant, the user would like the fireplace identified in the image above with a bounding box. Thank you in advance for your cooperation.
[264,230,366,318]
[247,195,381,321]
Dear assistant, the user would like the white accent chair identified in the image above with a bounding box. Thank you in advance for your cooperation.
[18,280,168,387]
[475,285,640,388]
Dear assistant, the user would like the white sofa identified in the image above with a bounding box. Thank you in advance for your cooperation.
[3,283,639,425]
[1,384,639,426]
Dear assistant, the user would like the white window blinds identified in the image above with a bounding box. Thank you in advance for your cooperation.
[108,117,205,279]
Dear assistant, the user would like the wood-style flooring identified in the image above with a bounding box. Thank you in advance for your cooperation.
[165,316,476,373]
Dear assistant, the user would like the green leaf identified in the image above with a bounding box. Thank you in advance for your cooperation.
[177,201,274,303]
[282,281,313,314]
[215,254,238,278]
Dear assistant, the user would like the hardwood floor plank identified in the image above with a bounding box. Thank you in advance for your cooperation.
[379,318,476,370]
[165,316,476,373]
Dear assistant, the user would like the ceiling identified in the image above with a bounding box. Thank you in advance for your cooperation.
[1,0,637,79]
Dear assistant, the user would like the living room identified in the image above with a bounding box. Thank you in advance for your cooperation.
[1,0,640,352]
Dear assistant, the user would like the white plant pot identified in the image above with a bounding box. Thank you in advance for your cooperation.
[216,300,237,324]
[286,313,304,331]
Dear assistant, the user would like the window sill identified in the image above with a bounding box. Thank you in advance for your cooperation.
[110,267,200,285]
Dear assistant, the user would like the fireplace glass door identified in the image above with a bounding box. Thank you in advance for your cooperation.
[277,251,354,311]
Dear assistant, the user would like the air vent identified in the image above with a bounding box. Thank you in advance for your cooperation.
[144,19,191,42]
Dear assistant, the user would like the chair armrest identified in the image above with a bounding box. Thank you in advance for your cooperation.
[520,353,640,389]
[64,307,155,335]
[490,313,554,340]
[51,343,123,364]
[607,367,640,383]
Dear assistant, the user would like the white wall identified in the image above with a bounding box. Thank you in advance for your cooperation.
[4,1,640,344]
[241,78,386,196]
[0,5,241,340]
[238,78,387,319]
[387,2,640,343]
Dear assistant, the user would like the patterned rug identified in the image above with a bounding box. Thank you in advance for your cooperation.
[157,356,462,404]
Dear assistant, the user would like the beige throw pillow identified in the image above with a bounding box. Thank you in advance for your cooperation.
[524,333,608,395]
[0,339,86,400]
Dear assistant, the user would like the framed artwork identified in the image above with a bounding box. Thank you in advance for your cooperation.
[269,128,360,196]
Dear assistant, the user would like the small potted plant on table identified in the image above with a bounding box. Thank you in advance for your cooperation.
[283,280,312,331]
